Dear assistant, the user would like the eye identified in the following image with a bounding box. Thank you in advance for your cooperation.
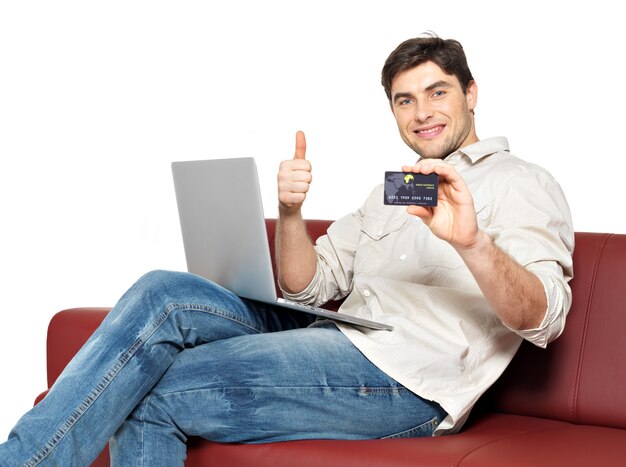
[432,90,445,98]
[396,98,414,107]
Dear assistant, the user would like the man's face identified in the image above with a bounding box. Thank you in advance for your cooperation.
[390,61,478,159]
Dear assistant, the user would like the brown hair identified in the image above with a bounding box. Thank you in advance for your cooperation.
[381,33,474,101]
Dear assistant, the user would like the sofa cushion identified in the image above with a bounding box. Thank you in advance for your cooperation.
[189,413,626,467]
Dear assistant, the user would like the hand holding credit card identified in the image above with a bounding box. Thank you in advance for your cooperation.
[384,172,438,206]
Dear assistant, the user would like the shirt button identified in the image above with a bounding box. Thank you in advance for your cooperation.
[400,254,407,261]
[363,290,371,297]
[377,231,383,237]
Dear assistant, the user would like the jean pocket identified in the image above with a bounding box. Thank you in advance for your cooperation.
[380,416,440,439]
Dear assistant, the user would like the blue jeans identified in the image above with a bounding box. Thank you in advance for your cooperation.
[1,270,445,466]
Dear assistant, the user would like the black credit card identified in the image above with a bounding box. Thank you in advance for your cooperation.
[384,172,438,206]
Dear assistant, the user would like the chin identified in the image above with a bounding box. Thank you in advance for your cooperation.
[413,147,447,160]
[415,140,456,159]
[405,139,441,158]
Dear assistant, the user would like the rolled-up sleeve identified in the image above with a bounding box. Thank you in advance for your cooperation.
[280,210,363,307]
[487,165,574,348]
[510,263,572,347]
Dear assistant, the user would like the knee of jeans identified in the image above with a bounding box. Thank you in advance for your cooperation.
[135,270,183,289]
[116,270,191,318]
[131,270,203,301]
[128,270,234,315]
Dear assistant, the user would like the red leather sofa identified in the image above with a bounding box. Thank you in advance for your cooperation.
[36,220,626,466]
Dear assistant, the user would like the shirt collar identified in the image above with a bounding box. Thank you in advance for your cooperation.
[448,137,510,164]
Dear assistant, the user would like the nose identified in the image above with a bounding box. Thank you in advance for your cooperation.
[413,99,434,122]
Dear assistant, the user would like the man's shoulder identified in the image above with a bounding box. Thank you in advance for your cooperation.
[464,137,552,175]
[476,142,557,183]
[467,145,566,211]
[490,152,558,183]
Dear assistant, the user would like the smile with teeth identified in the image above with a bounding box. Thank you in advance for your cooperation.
[413,124,444,136]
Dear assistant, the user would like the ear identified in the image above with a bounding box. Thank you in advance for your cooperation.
[465,80,478,113]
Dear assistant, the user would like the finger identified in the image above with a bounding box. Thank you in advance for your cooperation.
[294,131,307,160]
[285,180,311,194]
[405,161,461,185]
[280,191,307,207]
[401,163,438,174]
[403,160,445,175]
[278,161,312,185]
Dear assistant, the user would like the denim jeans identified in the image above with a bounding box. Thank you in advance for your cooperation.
[1,270,445,466]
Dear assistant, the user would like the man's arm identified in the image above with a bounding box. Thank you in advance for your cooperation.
[453,231,547,330]
[276,131,318,294]
[404,159,547,331]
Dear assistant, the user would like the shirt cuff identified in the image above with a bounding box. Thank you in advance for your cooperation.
[279,262,322,305]
[505,270,569,348]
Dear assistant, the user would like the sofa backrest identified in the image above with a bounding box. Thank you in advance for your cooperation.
[487,232,626,430]
[267,220,626,430]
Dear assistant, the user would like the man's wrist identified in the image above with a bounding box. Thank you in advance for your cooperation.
[278,203,303,219]
[455,230,494,262]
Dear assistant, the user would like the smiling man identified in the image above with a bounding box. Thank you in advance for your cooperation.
[389,61,478,159]
[1,34,574,466]
[277,34,574,434]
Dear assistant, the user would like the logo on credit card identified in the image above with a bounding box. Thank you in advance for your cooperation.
[384,172,438,206]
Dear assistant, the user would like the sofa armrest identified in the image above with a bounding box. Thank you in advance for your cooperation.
[46,307,111,387]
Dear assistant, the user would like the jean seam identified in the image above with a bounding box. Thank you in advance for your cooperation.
[357,386,412,396]
[138,397,149,467]
[145,385,412,401]
[380,416,440,439]
[168,303,264,333]
[23,307,174,466]
[24,301,262,466]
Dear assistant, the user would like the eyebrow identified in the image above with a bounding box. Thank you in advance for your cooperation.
[392,80,454,103]
[392,92,414,103]
[424,80,453,92]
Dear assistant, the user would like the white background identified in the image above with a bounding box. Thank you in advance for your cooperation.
[1,0,624,441]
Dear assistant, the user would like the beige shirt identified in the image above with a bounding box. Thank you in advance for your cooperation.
[282,137,574,435]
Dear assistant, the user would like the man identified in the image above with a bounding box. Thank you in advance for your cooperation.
[0,34,573,465]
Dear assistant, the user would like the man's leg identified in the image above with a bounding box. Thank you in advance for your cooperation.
[111,322,447,466]
[0,270,312,466]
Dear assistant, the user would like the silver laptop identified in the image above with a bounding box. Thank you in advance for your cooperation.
[171,157,392,331]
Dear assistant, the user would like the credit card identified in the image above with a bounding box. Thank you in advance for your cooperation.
[384,172,438,206]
